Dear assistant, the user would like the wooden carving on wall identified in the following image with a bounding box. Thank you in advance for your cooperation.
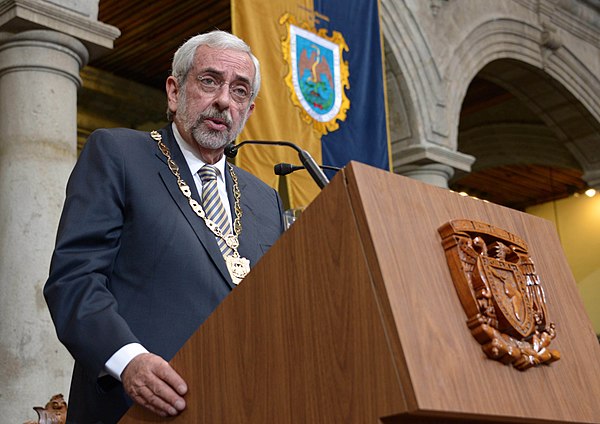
[438,219,560,370]
[23,394,67,424]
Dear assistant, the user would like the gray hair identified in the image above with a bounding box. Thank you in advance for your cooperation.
[167,30,261,121]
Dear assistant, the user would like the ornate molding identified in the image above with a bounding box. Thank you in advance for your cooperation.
[429,0,448,17]
[541,23,562,51]
[392,143,474,172]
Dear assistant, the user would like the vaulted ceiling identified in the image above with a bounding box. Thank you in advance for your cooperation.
[89,0,593,211]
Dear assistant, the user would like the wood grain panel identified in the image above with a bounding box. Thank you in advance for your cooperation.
[120,162,599,423]
[346,161,600,423]
[120,165,407,423]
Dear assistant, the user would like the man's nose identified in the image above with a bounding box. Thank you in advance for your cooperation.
[212,84,232,109]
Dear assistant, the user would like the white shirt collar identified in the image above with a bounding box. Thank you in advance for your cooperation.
[171,122,227,181]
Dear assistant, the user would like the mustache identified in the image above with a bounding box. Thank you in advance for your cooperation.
[198,108,232,128]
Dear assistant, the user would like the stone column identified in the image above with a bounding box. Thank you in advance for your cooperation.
[0,29,88,422]
[0,2,119,422]
[393,144,475,188]
[397,163,455,188]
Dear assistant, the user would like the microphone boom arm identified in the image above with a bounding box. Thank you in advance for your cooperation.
[226,140,330,189]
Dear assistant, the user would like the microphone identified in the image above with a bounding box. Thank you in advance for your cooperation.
[224,140,330,188]
[274,163,341,176]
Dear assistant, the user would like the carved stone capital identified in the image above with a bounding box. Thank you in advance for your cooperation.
[0,29,88,85]
[393,144,475,171]
[0,0,119,59]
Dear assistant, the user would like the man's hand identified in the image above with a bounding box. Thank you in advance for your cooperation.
[121,352,188,417]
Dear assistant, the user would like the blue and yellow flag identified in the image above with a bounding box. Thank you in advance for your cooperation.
[232,0,390,208]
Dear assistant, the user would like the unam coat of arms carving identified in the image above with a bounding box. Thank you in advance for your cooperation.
[438,220,560,371]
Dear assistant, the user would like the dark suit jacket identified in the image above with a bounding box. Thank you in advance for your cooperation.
[44,125,285,423]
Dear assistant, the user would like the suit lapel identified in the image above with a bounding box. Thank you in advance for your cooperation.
[154,127,234,288]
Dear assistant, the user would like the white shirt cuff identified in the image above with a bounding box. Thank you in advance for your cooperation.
[104,343,149,381]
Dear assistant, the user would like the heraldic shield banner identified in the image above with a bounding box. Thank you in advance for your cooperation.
[288,24,346,126]
[232,0,390,208]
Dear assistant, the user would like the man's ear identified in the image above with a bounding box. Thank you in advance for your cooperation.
[166,76,179,114]
[247,102,255,117]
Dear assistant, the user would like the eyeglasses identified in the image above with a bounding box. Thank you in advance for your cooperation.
[196,75,253,104]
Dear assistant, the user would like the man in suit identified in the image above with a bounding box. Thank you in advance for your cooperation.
[44,30,285,423]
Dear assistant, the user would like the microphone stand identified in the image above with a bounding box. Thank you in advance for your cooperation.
[274,163,341,176]
[225,140,330,189]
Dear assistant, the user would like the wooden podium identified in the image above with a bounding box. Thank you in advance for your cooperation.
[120,162,600,423]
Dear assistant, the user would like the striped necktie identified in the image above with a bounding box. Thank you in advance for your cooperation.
[199,165,233,256]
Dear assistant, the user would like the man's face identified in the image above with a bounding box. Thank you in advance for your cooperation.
[167,45,256,150]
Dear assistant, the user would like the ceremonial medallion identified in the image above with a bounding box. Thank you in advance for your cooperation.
[226,255,250,286]
[438,220,560,370]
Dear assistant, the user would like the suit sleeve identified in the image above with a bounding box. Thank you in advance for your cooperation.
[44,129,140,381]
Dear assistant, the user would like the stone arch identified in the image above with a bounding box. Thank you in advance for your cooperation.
[445,18,552,149]
[381,0,475,185]
[445,17,600,189]
[454,59,599,208]
[380,0,446,147]
[383,40,419,157]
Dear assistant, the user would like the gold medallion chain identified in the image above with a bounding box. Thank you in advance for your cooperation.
[150,130,243,251]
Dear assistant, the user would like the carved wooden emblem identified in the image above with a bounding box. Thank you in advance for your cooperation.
[438,220,560,370]
[23,393,67,424]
